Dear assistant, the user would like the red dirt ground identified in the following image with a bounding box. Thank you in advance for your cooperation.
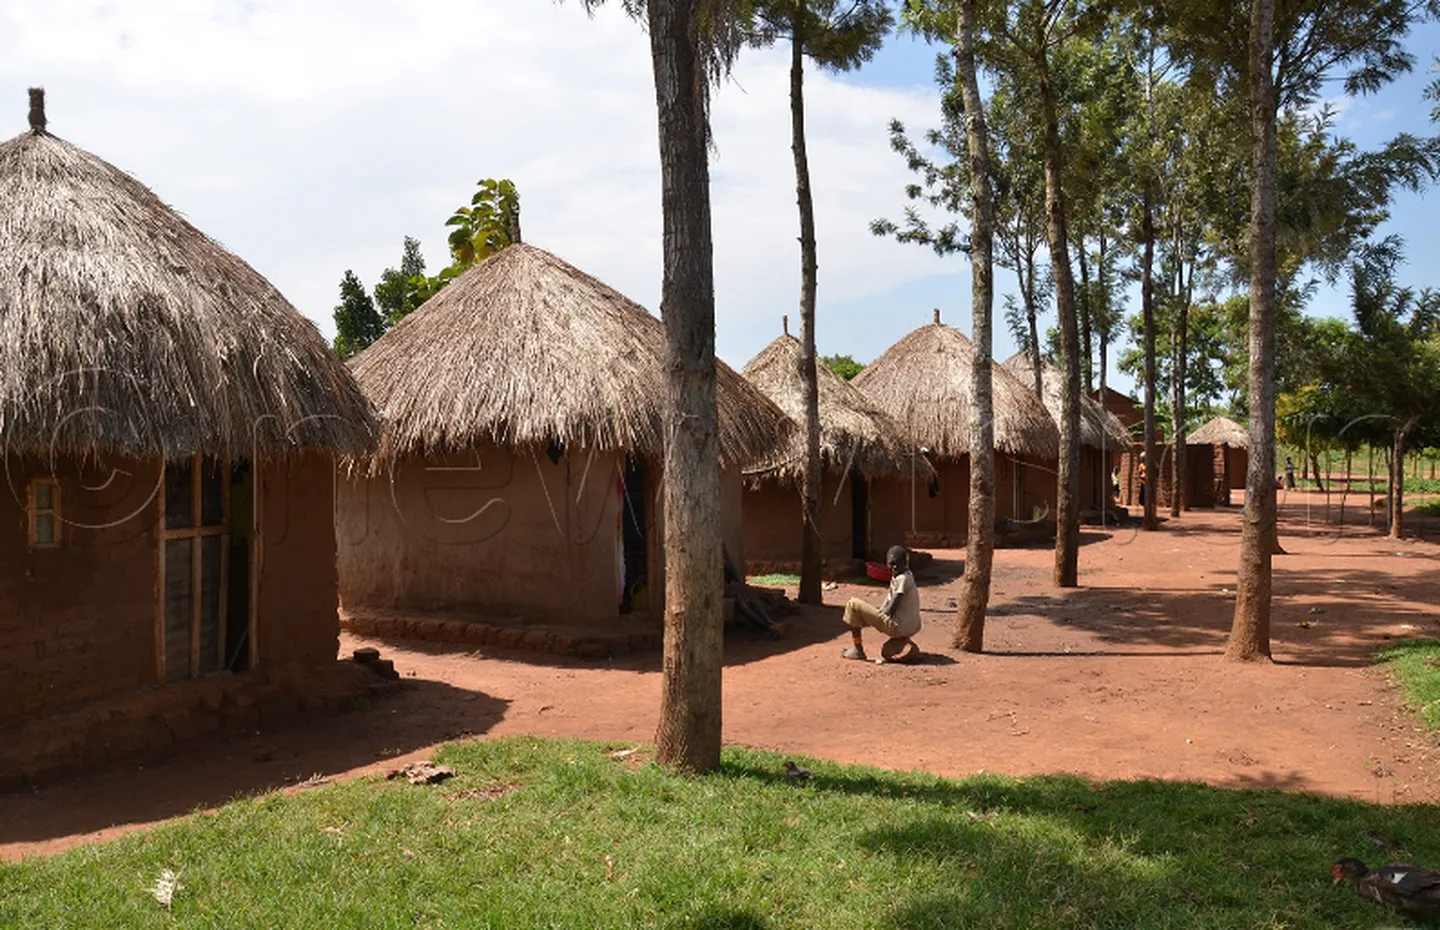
[4,493,1439,862]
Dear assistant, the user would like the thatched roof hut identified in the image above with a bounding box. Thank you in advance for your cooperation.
[350,243,791,469]
[1001,352,1133,450]
[742,329,925,480]
[851,315,1058,460]
[1188,416,1250,448]
[0,91,373,459]
[0,91,372,769]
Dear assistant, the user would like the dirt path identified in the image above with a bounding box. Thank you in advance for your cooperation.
[4,498,1439,862]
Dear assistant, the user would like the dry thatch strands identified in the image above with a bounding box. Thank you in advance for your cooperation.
[1001,352,1133,451]
[348,243,794,472]
[1188,416,1250,448]
[741,331,930,482]
[0,90,375,460]
[852,315,1059,461]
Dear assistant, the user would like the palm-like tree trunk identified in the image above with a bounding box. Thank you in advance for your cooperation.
[955,0,996,652]
[790,0,824,605]
[1228,0,1278,662]
[1038,66,1081,588]
[648,0,727,769]
[1141,49,1160,533]
[1077,237,1093,396]
[1024,242,1043,398]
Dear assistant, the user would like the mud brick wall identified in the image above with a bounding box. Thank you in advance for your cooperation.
[0,455,160,729]
[257,453,342,665]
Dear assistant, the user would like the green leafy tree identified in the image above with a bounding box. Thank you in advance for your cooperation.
[332,269,385,358]
[1343,248,1440,538]
[747,0,891,606]
[446,179,521,269]
[1162,0,1440,661]
[822,353,864,379]
[373,236,430,328]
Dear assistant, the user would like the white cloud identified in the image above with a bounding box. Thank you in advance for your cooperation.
[1,0,958,372]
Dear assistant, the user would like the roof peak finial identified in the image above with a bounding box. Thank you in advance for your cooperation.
[27,87,46,134]
[933,307,941,325]
[783,314,789,336]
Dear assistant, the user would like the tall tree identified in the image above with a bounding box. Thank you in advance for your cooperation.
[1345,249,1440,539]
[989,85,1051,399]
[1165,0,1440,660]
[749,0,891,606]
[332,269,385,358]
[1138,33,1165,533]
[641,0,742,773]
[1228,0,1281,661]
[1000,0,1088,587]
[374,236,430,327]
[951,0,998,651]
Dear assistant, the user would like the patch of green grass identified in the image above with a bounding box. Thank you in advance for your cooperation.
[3,737,1437,928]
[1317,477,1440,496]
[1377,639,1440,730]
[747,572,801,588]
[1413,500,1440,517]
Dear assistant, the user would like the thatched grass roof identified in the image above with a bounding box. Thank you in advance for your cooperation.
[1001,352,1133,450]
[851,319,1058,460]
[1188,416,1250,448]
[350,243,793,468]
[0,94,374,460]
[742,332,928,480]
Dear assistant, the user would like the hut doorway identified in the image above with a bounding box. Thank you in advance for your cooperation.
[159,456,255,682]
[620,454,648,613]
[850,471,869,559]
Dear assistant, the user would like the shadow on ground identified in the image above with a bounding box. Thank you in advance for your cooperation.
[351,601,851,675]
[0,680,510,851]
[719,753,1440,928]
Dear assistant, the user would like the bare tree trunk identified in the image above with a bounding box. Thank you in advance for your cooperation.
[1024,243,1043,398]
[789,2,823,605]
[1228,0,1277,663]
[1141,47,1160,533]
[1171,273,1189,516]
[1141,189,1159,531]
[1078,235,1093,396]
[1391,417,1420,540]
[648,0,725,771]
[954,0,995,653]
[1368,444,1376,524]
[1039,66,1081,589]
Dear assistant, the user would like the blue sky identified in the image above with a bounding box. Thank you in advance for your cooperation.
[834,23,1440,397]
[3,3,1436,402]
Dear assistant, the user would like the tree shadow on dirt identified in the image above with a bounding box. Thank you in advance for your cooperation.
[975,560,1439,667]
[350,601,851,675]
[0,680,510,850]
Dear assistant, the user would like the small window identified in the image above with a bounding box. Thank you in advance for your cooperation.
[29,479,61,548]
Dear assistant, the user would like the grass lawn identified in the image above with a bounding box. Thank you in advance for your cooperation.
[4,738,1439,929]
[747,572,801,588]
[1379,639,1440,730]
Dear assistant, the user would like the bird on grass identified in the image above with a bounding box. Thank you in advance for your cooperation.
[1333,857,1440,922]
[782,760,812,782]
